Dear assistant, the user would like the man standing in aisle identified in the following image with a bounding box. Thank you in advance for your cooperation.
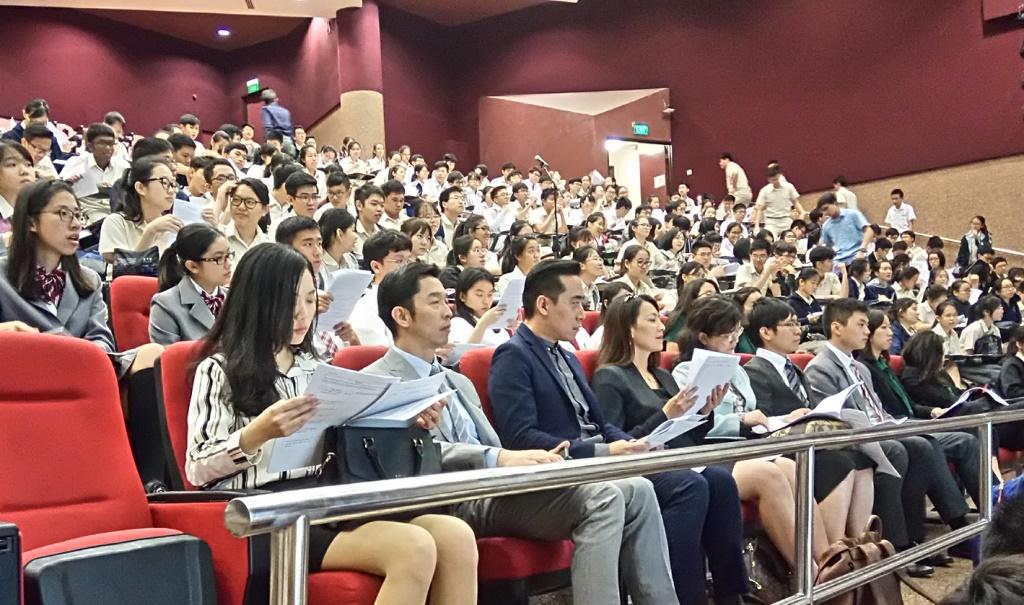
[719,153,752,207]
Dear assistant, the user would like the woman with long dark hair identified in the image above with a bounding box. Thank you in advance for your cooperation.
[439,234,487,290]
[956,215,992,274]
[0,179,165,480]
[99,156,183,264]
[496,233,540,296]
[149,223,232,345]
[187,243,477,603]
[664,277,718,345]
[449,267,511,346]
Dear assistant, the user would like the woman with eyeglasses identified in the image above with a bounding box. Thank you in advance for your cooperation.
[99,156,183,264]
[616,216,663,269]
[149,223,233,345]
[410,200,448,268]
[456,214,500,274]
[223,178,271,262]
[0,141,37,242]
[613,245,668,308]
[439,234,487,290]
[1,179,167,482]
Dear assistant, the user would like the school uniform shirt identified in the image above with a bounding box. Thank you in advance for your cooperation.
[439,214,459,248]
[59,152,130,200]
[339,157,370,176]
[495,266,526,298]
[186,352,321,490]
[755,181,800,219]
[321,249,359,274]
[224,221,271,262]
[615,238,663,268]
[892,283,921,302]
[99,213,174,257]
[367,157,387,174]
[528,206,562,235]
[724,162,753,201]
[932,323,964,355]
[421,177,447,200]
[884,204,916,232]
[378,213,407,232]
[813,272,842,298]
[449,316,511,347]
[420,240,448,269]
[348,283,393,347]
[960,320,1000,353]
[406,179,427,198]
[353,220,381,258]
[835,186,859,211]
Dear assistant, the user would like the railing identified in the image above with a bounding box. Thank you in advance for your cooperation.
[225,408,1024,605]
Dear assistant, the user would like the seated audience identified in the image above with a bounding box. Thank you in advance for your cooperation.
[489,259,750,605]
[185,243,476,603]
[582,281,633,350]
[352,184,386,257]
[410,199,448,267]
[99,157,182,264]
[787,267,823,326]
[319,207,359,274]
[149,223,232,345]
[917,284,948,328]
[994,278,1022,325]
[364,261,678,604]
[223,178,272,261]
[961,295,1004,355]
[572,245,605,311]
[865,260,896,302]
[496,233,540,296]
[0,141,36,240]
[613,245,668,307]
[808,246,848,300]
[888,298,919,355]
[893,267,922,301]
[616,216,662,268]
[448,268,511,346]
[731,287,762,354]
[349,230,413,346]
[664,278,718,344]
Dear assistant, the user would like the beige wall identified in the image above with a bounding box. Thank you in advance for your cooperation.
[309,90,386,151]
[798,154,1024,264]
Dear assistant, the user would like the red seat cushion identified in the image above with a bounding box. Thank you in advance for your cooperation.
[789,353,814,371]
[110,276,159,351]
[574,349,599,381]
[23,528,181,564]
[332,345,389,371]
[459,347,497,420]
[582,311,601,335]
[737,353,753,366]
[157,340,206,490]
[476,537,574,581]
[659,351,679,370]
[308,572,383,605]
[889,355,904,376]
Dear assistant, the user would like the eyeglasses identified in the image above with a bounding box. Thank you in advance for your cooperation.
[230,196,262,209]
[200,251,235,266]
[211,174,237,184]
[26,141,51,155]
[777,320,802,329]
[327,190,349,199]
[633,259,652,267]
[293,193,322,203]
[145,177,181,192]
[40,208,87,225]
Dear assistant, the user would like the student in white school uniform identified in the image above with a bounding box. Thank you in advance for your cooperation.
[20,123,59,180]
[352,184,386,258]
[184,243,477,601]
[0,142,37,240]
[378,179,408,231]
[269,171,321,241]
[298,144,327,197]
[409,201,449,268]
[449,267,513,346]
[366,143,387,174]
[339,140,370,176]
[149,223,233,346]
[884,189,916,233]
[318,208,360,275]
[421,161,450,200]
[223,178,272,262]
[616,216,663,269]
[496,234,541,298]
[59,123,131,223]
[832,176,859,212]
[314,172,353,220]
[349,230,414,346]
[99,157,183,265]
[438,187,465,249]
[719,152,752,206]
[960,295,1004,355]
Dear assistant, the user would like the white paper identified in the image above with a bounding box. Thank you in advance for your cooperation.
[353,372,449,421]
[63,166,99,198]
[815,383,861,415]
[266,364,399,473]
[495,277,526,329]
[939,386,1009,418]
[721,262,740,276]
[969,289,983,305]
[348,390,454,428]
[644,416,707,446]
[319,269,374,329]
[447,342,491,366]
[682,349,740,410]
[173,198,206,225]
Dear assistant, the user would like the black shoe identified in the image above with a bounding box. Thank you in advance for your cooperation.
[920,552,954,567]
[905,563,935,578]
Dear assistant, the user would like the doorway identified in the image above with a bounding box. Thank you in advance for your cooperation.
[605,138,672,206]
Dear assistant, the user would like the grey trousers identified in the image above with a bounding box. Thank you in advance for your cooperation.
[455,476,678,605]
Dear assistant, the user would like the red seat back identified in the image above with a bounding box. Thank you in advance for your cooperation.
[0,334,152,551]
[156,340,206,490]
[459,347,497,420]
[737,353,753,366]
[582,311,601,335]
[110,276,159,351]
[574,349,599,381]
[332,345,388,371]
[889,355,904,376]
[789,353,814,370]
[659,351,679,370]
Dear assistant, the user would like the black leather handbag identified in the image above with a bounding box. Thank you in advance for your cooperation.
[319,425,442,485]
[112,246,160,279]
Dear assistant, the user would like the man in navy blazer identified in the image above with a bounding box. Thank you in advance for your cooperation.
[489,260,750,605]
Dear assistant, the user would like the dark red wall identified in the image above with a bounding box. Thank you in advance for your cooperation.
[445,0,1024,194]
[0,7,232,136]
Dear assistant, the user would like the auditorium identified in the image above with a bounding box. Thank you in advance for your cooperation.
[3,1,1024,604]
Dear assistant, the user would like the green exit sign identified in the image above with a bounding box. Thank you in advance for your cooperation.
[632,121,650,137]
[246,78,261,94]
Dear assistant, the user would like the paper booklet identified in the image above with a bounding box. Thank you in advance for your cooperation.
[681,349,740,411]
[266,364,451,473]
[318,269,374,329]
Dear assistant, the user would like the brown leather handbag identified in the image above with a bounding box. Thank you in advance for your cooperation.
[815,516,903,605]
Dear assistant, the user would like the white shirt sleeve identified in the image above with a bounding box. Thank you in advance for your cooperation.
[98,213,137,254]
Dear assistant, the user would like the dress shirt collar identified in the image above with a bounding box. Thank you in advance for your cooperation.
[392,345,434,379]
[825,342,856,372]
[0,194,12,220]
[756,347,789,374]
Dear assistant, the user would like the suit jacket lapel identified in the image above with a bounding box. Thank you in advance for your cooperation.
[179,278,215,329]
[55,280,80,325]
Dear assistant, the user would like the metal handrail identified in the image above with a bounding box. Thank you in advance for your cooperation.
[226,407,1024,605]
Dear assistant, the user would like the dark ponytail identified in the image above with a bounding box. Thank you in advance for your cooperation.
[121,156,173,223]
[157,223,222,291]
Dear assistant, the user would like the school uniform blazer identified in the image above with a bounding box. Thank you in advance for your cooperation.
[889,321,913,355]
[148,277,217,346]
[489,323,631,459]
[804,346,876,412]
[743,355,811,418]
[999,355,1024,399]
[364,348,499,472]
[0,261,114,354]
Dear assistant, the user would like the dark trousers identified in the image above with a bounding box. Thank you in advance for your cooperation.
[648,466,749,605]
[874,439,911,548]
[898,435,970,544]
[933,431,984,507]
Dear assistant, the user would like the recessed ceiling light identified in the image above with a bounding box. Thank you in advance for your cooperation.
[216,27,231,37]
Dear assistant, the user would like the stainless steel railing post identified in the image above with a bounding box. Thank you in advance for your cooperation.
[793,446,816,600]
[270,515,310,605]
[980,421,994,523]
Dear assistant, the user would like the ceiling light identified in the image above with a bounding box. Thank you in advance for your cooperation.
[216,28,231,37]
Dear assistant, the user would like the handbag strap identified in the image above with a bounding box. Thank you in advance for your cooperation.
[412,437,425,476]
[362,437,390,479]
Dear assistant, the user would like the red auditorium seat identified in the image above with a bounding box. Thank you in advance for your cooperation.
[737,353,753,366]
[789,353,814,370]
[889,355,904,375]
[574,349,599,380]
[460,347,499,420]
[110,276,159,351]
[581,311,601,335]
[332,345,388,371]
[659,351,679,370]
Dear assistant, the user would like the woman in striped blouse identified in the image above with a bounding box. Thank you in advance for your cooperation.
[186,242,477,604]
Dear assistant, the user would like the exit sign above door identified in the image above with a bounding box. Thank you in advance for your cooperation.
[632,122,650,137]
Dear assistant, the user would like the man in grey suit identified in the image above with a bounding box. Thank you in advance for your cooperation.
[363,262,679,605]
[804,298,970,573]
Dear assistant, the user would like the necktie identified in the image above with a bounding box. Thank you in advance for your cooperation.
[200,290,225,317]
[784,361,809,407]
[35,266,66,306]
[431,363,474,443]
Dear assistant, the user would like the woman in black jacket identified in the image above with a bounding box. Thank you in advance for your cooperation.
[956,215,992,274]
